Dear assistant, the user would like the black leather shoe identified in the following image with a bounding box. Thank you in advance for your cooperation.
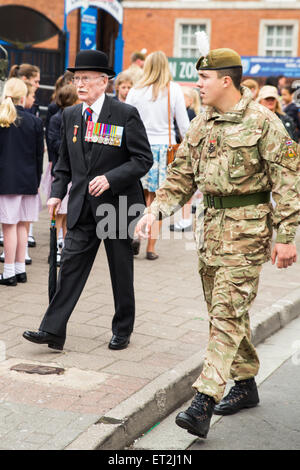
[0,274,17,286]
[23,330,64,351]
[108,334,130,350]
[214,378,259,416]
[175,392,215,438]
[16,272,27,283]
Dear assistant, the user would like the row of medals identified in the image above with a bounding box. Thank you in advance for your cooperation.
[73,125,121,146]
[88,134,121,146]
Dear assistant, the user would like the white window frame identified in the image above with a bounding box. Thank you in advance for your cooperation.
[173,18,211,58]
[259,19,299,57]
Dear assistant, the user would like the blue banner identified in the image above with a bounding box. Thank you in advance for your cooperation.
[80,7,97,50]
[242,56,300,78]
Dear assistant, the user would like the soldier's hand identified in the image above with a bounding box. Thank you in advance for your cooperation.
[271,243,297,269]
[135,213,156,239]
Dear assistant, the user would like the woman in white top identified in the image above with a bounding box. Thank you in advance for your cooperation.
[126,51,190,260]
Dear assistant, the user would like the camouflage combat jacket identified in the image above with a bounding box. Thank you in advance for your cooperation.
[148,87,300,267]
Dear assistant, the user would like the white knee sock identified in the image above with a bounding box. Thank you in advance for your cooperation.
[3,263,15,279]
[15,262,25,275]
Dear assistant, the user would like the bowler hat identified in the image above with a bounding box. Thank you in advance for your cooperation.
[67,50,116,77]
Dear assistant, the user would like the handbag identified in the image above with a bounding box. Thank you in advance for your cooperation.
[167,83,180,164]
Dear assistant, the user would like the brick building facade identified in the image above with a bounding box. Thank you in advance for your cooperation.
[1,0,300,81]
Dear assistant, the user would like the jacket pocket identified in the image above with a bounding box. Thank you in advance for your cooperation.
[222,205,272,254]
[223,265,262,318]
[226,133,261,178]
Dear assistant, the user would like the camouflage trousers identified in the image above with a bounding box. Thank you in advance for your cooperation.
[193,263,262,403]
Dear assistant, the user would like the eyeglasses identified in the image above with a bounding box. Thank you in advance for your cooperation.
[72,75,107,85]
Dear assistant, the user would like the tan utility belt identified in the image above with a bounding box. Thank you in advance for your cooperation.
[203,192,270,209]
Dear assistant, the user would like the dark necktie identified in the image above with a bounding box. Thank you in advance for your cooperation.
[82,107,93,161]
[85,107,93,123]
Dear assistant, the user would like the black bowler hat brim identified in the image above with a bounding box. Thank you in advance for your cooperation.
[67,65,116,77]
[67,50,116,77]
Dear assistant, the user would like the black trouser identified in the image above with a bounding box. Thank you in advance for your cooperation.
[40,198,135,339]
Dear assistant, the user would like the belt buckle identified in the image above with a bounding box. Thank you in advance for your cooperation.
[209,195,215,208]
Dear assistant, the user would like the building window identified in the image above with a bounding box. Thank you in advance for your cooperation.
[259,21,298,57]
[174,19,210,58]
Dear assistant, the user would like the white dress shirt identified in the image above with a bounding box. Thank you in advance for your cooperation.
[82,93,105,122]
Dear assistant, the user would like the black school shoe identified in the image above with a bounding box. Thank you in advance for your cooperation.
[0,274,17,286]
[175,392,215,438]
[214,377,259,415]
[28,235,36,247]
[16,272,27,283]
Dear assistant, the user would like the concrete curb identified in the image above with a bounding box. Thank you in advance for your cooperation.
[65,288,300,451]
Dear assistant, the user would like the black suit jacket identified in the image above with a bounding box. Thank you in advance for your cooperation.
[0,106,44,195]
[51,94,153,230]
[47,109,63,175]
[45,101,61,163]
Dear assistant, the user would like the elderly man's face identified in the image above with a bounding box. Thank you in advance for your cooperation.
[73,71,108,105]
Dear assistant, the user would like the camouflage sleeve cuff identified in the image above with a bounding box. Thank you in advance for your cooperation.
[144,204,162,220]
[275,233,296,244]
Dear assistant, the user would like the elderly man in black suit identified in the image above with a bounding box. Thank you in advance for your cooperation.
[23,50,153,351]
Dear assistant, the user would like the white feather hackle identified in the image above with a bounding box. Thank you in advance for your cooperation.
[195,31,210,57]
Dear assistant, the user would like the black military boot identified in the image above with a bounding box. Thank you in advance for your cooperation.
[214,377,259,415]
[175,392,215,438]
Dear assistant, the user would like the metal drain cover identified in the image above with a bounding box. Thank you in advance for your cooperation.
[10,363,64,375]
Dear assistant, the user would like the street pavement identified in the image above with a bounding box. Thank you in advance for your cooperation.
[0,203,300,450]
[132,315,300,451]
[190,344,300,451]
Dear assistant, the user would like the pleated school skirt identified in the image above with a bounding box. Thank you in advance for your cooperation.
[0,194,42,224]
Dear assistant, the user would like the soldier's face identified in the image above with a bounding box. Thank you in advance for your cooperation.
[196,70,225,107]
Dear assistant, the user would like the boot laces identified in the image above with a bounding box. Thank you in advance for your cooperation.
[188,393,213,418]
[226,383,249,404]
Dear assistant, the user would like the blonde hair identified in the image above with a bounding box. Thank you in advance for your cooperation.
[181,86,201,116]
[114,72,133,92]
[136,51,172,101]
[242,79,260,99]
[0,78,27,127]
[242,78,259,92]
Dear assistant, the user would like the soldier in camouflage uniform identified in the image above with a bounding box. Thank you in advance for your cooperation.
[136,47,300,439]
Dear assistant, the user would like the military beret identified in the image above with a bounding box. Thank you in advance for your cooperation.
[196,48,242,71]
